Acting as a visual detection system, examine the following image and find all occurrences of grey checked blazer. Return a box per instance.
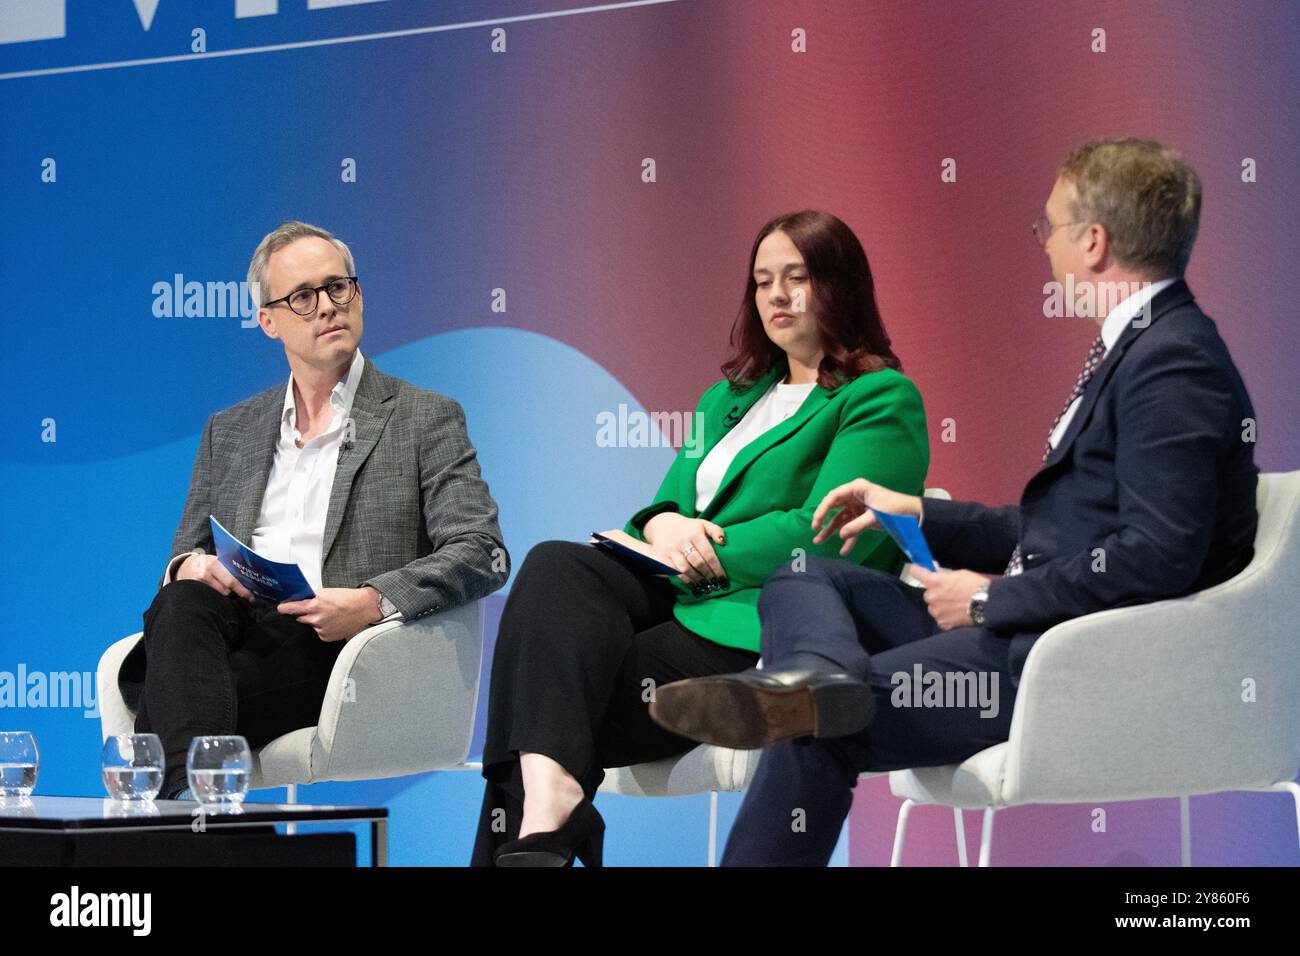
[161,356,509,619]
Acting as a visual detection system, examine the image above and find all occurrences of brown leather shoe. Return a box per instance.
[649,667,875,749]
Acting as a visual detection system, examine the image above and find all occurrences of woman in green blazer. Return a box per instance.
[472,210,929,866]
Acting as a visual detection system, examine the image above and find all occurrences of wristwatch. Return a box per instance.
[376,592,397,618]
[969,586,990,626]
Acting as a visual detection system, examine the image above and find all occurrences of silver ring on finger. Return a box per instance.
[683,545,697,556]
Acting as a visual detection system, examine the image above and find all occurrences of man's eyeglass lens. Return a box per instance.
[287,278,356,315]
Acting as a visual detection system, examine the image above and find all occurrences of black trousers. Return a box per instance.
[721,558,1020,866]
[470,540,757,865]
[120,579,343,798]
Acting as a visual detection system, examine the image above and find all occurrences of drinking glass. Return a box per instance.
[101,733,164,800]
[186,735,251,806]
[0,731,39,797]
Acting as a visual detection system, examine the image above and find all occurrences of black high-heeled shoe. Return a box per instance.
[493,797,605,867]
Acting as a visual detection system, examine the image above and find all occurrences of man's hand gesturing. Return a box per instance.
[811,479,923,556]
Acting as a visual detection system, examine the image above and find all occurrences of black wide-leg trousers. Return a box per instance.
[120,579,342,798]
[470,540,757,865]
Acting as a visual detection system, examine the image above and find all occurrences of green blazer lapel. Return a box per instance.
[671,366,780,514]
[699,377,837,519]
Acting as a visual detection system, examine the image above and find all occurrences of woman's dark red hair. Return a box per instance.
[720,210,901,392]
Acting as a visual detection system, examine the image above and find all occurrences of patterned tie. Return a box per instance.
[1004,334,1108,575]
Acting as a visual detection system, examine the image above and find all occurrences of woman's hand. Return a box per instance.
[811,479,922,556]
[642,512,728,588]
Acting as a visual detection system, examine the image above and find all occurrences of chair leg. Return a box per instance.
[1179,795,1191,867]
[953,808,968,867]
[1270,781,1300,854]
[978,808,996,867]
[890,798,915,866]
[285,783,298,835]
[708,791,719,868]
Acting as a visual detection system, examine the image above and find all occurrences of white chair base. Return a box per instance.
[890,782,1300,866]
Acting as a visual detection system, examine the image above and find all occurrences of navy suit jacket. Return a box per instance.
[922,279,1258,685]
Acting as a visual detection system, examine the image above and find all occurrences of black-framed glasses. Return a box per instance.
[264,276,358,316]
[1031,217,1082,248]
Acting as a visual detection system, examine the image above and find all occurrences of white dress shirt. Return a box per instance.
[694,380,817,512]
[248,348,366,594]
[1047,277,1176,450]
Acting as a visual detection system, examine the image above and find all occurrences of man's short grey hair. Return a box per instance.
[1058,138,1202,278]
[247,221,357,307]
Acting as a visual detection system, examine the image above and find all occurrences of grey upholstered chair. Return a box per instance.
[97,601,485,814]
[889,471,1300,866]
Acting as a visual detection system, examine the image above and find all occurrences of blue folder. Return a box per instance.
[871,510,937,572]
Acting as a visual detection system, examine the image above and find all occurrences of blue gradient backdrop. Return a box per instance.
[2,0,1295,865]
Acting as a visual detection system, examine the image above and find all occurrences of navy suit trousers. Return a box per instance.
[721,558,1019,866]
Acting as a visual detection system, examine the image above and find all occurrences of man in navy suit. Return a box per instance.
[649,138,1259,865]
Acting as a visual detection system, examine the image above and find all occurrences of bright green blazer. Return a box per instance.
[624,363,930,654]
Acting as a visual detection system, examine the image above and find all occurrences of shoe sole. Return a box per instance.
[650,677,874,750]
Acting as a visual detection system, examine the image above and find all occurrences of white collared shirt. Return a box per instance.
[694,380,817,512]
[1047,277,1177,450]
[248,348,366,594]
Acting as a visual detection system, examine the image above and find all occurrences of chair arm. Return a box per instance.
[600,745,760,797]
[97,633,143,741]
[311,600,485,781]
[1003,561,1298,804]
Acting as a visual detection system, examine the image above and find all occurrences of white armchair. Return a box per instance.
[97,600,485,790]
[889,470,1300,866]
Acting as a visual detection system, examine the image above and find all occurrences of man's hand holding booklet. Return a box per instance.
[210,515,315,603]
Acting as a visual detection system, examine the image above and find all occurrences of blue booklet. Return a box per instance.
[872,510,937,572]
[590,531,680,576]
[209,515,316,603]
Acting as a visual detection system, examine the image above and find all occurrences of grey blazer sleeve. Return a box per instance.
[161,413,218,589]
[362,396,509,618]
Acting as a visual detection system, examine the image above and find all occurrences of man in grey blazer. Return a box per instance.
[119,221,509,800]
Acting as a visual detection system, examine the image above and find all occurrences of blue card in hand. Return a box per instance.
[209,515,316,603]
[871,510,937,572]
